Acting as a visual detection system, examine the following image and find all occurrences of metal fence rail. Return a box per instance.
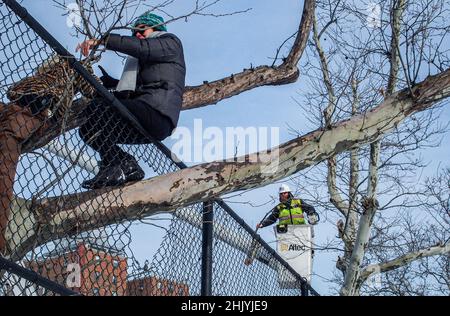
[0,0,319,296]
[0,255,80,296]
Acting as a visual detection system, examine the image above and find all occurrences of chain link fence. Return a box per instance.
[0,0,318,296]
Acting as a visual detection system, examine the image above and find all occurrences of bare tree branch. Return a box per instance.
[341,0,406,295]
[181,0,316,110]
[360,242,450,282]
[4,66,450,259]
[18,0,316,155]
[312,10,349,216]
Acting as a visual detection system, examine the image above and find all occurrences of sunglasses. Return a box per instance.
[132,30,145,36]
[132,25,148,36]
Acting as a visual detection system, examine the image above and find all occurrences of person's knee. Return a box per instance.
[146,112,173,141]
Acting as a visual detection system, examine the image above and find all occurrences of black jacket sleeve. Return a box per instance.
[301,200,317,216]
[105,33,182,62]
[260,206,280,228]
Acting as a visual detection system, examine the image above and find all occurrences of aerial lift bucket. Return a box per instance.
[274,224,313,288]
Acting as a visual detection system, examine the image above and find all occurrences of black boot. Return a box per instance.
[81,160,124,190]
[121,155,145,183]
[81,156,144,190]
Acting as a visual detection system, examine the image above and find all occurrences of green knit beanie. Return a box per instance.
[132,12,167,32]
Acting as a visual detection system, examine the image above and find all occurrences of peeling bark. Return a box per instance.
[327,156,349,215]
[313,14,362,275]
[1,0,316,255]
[3,67,450,259]
[348,77,360,218]
[340,141,380,296]
[340,102,361,275]
[19,0,316,155]
[340,0,410,295]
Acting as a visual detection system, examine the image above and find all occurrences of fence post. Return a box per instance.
[201,201,214,296]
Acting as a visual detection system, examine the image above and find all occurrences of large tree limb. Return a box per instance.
[1,0,315,257]
[359,243,450,282]
[181,0,315,110]
[21,99,89,154]
[4,66,450,260]
[20,0,315,154]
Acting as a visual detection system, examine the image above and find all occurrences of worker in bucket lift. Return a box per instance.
[256,184,319,230]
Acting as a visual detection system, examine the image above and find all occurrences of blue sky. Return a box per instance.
[16,0,450,295]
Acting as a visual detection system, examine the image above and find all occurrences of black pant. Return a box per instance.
[79,97,173,165]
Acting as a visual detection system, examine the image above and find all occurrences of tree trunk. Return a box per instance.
[340,141,380,296]
[0,103,47,255]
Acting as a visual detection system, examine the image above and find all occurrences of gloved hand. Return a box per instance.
[308,213,319,225]
[98,65,119,89]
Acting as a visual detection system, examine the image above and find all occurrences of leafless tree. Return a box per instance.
[52,0,252,40]
[291,0,449,295]
[1,0,449,296]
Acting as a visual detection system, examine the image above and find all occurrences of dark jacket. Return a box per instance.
[105,33,186,129]
[260,198,317,228]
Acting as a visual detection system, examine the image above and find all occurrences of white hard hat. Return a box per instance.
[279,184,291,194]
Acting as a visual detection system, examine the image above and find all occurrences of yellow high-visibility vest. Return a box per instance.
[277,199,305,225]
